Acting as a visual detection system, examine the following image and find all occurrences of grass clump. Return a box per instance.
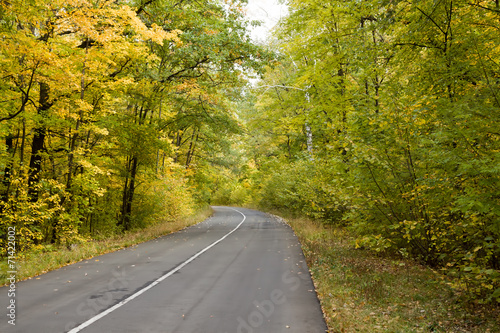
[0,207,212,285]
[281,213,500,333]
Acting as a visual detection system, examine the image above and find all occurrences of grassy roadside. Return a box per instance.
[276,212,500,333]
[0,207,212,286]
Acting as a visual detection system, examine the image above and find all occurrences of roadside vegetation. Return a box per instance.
[0,207,211,286]
[0,0,271,269]
[278,211,500,333]
[2,0,499,319]
[215,0,500,307]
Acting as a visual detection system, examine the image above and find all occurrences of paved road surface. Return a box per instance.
[0,207,327,333]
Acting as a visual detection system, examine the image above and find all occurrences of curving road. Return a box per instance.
[0,207,327,333]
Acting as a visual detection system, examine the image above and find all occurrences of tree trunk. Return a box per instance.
[119,156,138,230]
[27,82,50,202]
[66,46,87,193]
[20,119,26,169]
[186,128,199,167]
[174,131,182,163]
[305,123,313,155]
[0,133,16,208]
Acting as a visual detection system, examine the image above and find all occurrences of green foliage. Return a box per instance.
[228,0,500,304]
[253,158,347,223]
[286,214,500,332]
[0,0,272,256]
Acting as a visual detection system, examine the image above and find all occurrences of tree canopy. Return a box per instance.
[216,0,500,304]
[0,0,272,245]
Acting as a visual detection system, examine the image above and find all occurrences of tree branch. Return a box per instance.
[416,7,447,36]
[254,84,306,92]
[0,63,38,122]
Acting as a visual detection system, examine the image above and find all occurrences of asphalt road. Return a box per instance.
[0,207,327,333]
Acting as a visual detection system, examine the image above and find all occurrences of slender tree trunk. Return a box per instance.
[186,128,199,167]
[27,82,50,202]
[156,102,162,174]
[174,131,181,163]
[304,89,314,158]
[118,104,149,230]
[66,46,87,193]
[1,133,16,209]
[120,164,130,228]
[305,123,313,155]
[20,119,26,169]
[119,156,138,230]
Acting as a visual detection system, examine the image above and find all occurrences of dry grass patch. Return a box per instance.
[279,213,500,333]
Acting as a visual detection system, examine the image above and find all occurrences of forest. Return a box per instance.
[0,0,272,242]
[1,0,499,304]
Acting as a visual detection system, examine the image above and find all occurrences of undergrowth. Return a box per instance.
[0,207,212,286]
[277,212,500,333]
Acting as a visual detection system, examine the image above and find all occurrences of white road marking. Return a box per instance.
[68,207,246,333]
